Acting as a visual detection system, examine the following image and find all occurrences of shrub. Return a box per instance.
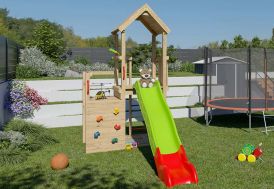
[19,47,57,77]
[68,61,113,73]
[16,65,41,79]
[75,56,90,65]
[181,62,195,72]
[9,80,48,118]
[168,60,183,72]
[0,119,58,165]
[4,119,58,151]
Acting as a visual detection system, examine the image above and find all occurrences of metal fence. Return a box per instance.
[0,36,20,83]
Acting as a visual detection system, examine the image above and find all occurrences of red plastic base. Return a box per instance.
[154,145,198,187]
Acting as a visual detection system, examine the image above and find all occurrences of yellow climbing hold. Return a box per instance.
[247,154,256,163]
[238,153,246,162]
[113,107,119,115]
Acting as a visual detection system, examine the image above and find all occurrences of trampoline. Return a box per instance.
[207,98,274,111]
[203,47,274,134]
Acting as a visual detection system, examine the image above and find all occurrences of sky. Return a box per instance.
[0,0,274,48]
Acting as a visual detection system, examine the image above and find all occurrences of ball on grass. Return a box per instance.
[51,153,69,170]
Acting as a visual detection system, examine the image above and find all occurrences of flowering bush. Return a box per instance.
[9,80,48,118]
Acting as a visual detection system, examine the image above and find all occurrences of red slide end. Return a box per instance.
[154,145,198,187]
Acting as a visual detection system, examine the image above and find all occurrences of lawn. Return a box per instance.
[1,115,273,189]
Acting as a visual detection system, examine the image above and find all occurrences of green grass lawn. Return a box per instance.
[1,115,274,189]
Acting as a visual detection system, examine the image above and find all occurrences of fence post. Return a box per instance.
[5,37,8,81]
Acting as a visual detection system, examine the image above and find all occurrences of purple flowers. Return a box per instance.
[8,81,48,118]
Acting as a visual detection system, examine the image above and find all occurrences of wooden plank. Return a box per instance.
[82,72,87,143]
[128,57,132,86]
[162,32,167,96]
[91,71,113,76]
[113,33,119,86]
[152,35,156,79]
[121,30,126,94]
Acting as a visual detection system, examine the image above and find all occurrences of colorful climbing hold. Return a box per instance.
[96,115,103,122]
[114,124,121,130]
[94,131,100,139]
[111,138,118,144]
[113,107,119,115]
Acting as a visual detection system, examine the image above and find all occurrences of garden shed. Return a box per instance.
[194,56,247,97]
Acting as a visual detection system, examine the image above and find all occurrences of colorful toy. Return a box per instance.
[95,91,107,100]
[132,141,138,148]
[96,115,103,122]
[253,143,263,158]
[111,138,118,144]
[94,131,100,139]
[114,123,121,130]
[139,68,155,88]
[113,107,119,115]
[50,153,69,170]
[247,155,256,163]
[125,144,133,151]
[236,143,263,163]
[242,144,255,155]
[238,153,246,162]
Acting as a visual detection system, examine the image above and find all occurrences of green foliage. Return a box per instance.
[220,40,229,49]
[4,119,58,152]
[128,43,177,72]
[86,35,114,48]
[0,148,28,165]
[27,20,65,62]
[251,36,262,48]
[16,65,41,79]
[181,62,194,72]
[75,56,90,65]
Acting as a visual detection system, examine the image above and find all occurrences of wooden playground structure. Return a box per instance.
[82,4,170,153]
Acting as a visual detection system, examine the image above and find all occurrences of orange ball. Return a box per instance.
[50,153,69,170]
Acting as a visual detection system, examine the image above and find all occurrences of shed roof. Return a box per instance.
[193,56,247,64]
[112,4,170,35]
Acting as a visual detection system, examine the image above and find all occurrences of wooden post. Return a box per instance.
[82,72,90,143]
[161,32,167,96]
[113,33,119,86]
[128,57,132,86]
[121,30,126,94]
[129,94,132,136]
[152,35,157,79]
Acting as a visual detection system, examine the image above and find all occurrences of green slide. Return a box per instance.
[134,80,198,187]
[134,80,181,155]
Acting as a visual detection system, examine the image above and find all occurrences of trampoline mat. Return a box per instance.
[207,98,274,111]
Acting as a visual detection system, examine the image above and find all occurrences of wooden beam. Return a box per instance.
[152,35,157,79]
[162,32,167,96]
[121,30,126,94]
[113,33,119,86]
[128,57,132,86]
[112,4,170,34]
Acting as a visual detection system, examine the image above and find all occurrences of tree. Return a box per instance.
[208,41,219,49]
[272,28,274,42]
[251,36,261,48]
[126,37,138,48]
[220,40,229,49]
[231,35,248,48]
[27,20,65,62]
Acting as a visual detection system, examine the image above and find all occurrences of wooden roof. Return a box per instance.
[112,4,170,35]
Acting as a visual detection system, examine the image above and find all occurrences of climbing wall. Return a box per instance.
[85,97,125,153]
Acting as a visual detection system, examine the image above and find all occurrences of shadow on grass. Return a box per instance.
[138,146,157,174]
[194,113,274,130]
[0,164,162,189]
